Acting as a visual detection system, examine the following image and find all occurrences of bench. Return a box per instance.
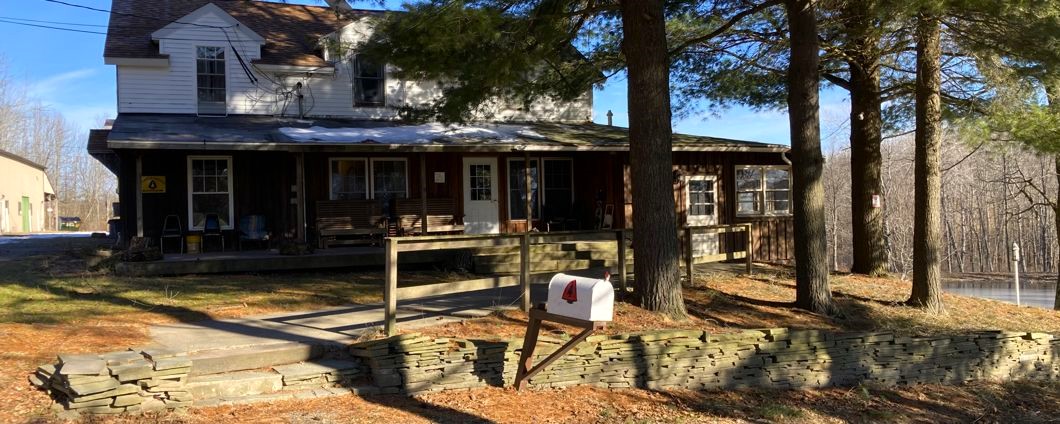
[316,200,384,248]
[371,198,464,236]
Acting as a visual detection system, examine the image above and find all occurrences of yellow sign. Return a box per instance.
[141,176,166,193]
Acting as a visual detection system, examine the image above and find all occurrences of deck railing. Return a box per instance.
[383,229,630,336]
[682,223,753,283]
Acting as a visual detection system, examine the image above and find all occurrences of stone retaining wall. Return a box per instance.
[348,329,1060,395]
[32,328,1060,415]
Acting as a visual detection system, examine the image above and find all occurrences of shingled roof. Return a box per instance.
[105,0,382,67]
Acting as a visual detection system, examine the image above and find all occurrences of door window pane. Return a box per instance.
[509,159,539,220]
[469,164,492,200]
[688,179,715,217]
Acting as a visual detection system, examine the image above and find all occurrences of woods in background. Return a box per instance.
[0,61,116,232]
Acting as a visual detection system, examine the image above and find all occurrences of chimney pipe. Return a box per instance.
[606,110,613,126]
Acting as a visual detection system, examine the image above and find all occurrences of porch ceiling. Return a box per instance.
[104,114,789,153]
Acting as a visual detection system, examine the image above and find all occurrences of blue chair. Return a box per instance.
[203,213,224,252]
[238,215,269,250]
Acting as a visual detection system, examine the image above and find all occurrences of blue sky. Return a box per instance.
[0,0,852,146]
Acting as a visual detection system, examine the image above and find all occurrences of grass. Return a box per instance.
[3,243,1060,423]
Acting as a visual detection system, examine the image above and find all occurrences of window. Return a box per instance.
[196,46,226,115]
[736,165,790,215]
[542,159,573,218]
[353,55,385,107]
[469,164,493,201]
[687,176,716,218]
[370,158,407,199]
[330,159,368,200]
[508,159,540,220]
[188,156,234,230]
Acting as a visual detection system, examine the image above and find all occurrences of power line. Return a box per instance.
[42,0,236,29]
[0,16,108,27]
[0,18,106,35]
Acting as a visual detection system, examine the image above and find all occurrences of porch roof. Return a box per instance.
[104,114,789,153]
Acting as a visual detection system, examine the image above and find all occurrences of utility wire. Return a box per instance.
[42,0,236,29]
[0,18,106,35]
[0,16,108,27]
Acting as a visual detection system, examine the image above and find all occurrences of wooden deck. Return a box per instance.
[114,247,446,276]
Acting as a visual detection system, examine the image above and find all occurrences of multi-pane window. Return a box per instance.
[469,164,493,200]
[542,159,573,217]
[353,55,385,107]
[196,46,226,115]
[188,157,233,229]
[688,177,716,217]
[508,159,540,220]
[736,165,791,215]
[330,159,368,200]
[371,159,407,199]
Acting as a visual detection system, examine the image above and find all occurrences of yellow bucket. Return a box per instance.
[186,235,202,254]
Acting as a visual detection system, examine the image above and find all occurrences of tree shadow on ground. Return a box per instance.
[360,395,496,424]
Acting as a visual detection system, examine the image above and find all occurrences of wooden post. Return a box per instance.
[135,154,143,237]
[384,237,398,336]
[515,307,605,390]
[419,153,428,235]
[685,226,694,283]
[520,233,531,311]
[616,229,628,294]
[295,153,306,243]
[745,223,753,275]
[523,152,532,231]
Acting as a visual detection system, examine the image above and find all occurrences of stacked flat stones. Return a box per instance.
[29,348,192,415]
[349,333,518,395]
[273,359,364,390]
[346,329,1060,395]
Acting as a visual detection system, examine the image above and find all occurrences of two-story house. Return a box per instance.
[88,0,794,262]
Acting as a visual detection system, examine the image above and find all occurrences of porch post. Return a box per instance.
[135,153,143,238]
[295,153,306,242]
[524,151,532,232]
[420,153,428,235]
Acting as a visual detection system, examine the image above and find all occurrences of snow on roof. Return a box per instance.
[278,123,548,144]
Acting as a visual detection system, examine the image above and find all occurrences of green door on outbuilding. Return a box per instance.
[21,196,29,232]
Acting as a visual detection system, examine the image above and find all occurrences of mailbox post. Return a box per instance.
[515,272,614,390]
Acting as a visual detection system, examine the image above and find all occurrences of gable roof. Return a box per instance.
[0,149,46,171]
[105,0,382,67]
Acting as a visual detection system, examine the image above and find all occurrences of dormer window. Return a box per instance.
[196,46,226,115]
[353,55,385,107]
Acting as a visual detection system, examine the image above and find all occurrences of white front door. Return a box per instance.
[686,175,719,257]
[463,157,500,234]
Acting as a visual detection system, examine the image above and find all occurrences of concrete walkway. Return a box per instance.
[150,285,549,352]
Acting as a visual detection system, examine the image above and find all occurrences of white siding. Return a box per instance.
[115,13,592,122]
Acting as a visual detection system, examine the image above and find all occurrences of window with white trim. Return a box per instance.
[188,156,234,229]
[330,158,368,200]
[353,55,385,107]
[736,165,790,215]
[196,46,226,115]
[370,158,408,199]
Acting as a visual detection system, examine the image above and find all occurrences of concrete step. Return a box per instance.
[185,371,284,400]
[188,342,324,376]
[471,251,582,264]
[475,259,610,274]
[472,243,567,255]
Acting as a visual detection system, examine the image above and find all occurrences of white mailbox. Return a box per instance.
[546,273,615,322]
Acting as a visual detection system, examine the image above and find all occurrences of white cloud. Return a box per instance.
[28,68,97,99]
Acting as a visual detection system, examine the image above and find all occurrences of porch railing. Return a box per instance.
[383,229,629,336]
[682,223,753,283]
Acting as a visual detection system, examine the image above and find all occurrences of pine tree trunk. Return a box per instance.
[786,0,832,314]
[619,0,686,318]
[1054,155,1060,310]
[908,11,944,313]
[845,1,888,276]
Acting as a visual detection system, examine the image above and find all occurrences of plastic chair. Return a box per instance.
[238,215,269,250]
[203,213,224,252]
[161,215,183,254]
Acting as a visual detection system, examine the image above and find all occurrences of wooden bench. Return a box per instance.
[371,198,464,236]
[316,200,384,248]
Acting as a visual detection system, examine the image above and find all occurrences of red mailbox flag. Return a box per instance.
[562,280,578,303]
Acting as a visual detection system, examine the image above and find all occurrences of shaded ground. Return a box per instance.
[4,235,1060,422]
